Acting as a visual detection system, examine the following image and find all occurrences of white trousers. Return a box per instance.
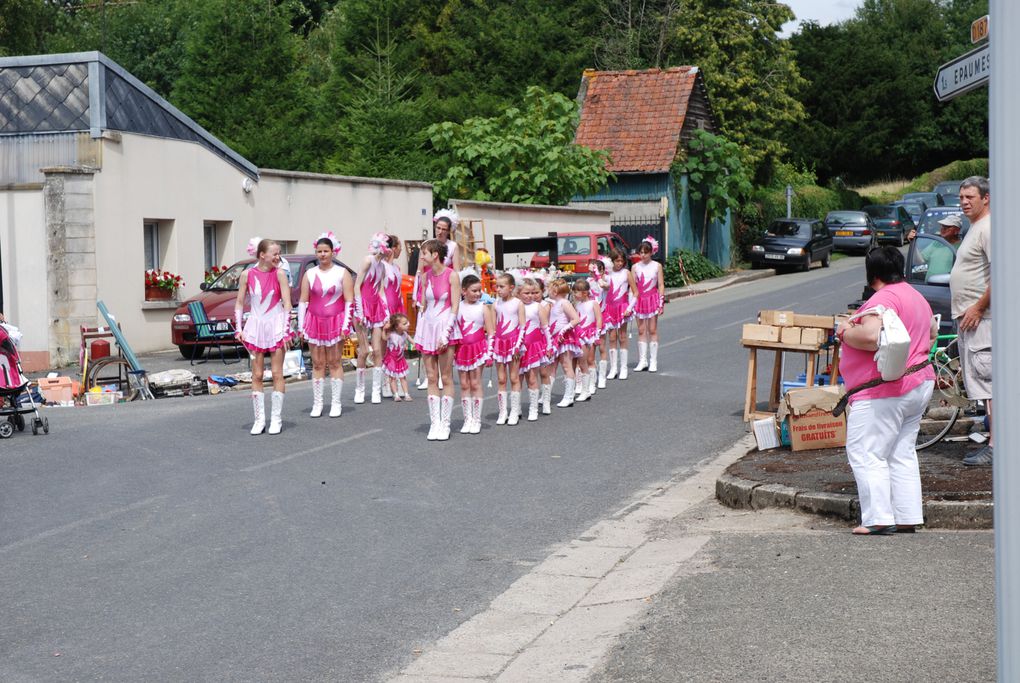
[845,380,934,527]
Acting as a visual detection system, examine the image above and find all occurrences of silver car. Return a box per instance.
[825,210,878,253]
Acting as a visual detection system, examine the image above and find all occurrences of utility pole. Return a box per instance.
[785,184,792,218]
[990,2,1019,680]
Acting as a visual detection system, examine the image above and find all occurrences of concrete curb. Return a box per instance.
[664,269,776,302]
[716,465,993,529]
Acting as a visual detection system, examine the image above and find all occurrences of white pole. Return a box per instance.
[786,184,793,218]
[991,2,1019,680]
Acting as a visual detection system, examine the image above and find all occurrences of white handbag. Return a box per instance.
[847,305,911,381]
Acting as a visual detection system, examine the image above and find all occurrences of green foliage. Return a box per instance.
[790,0,989,184]
[665,249,724,286]
[677,130,752,254]
[0,0,63,57]
[426,87,612,205]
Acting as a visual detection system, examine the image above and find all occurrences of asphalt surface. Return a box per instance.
[1,256,871,681]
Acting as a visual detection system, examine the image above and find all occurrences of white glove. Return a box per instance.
[297,302,307,334]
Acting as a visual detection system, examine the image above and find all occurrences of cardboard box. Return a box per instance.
[38,376,73,403]
[779,386,846,451]
[793,313,835,329]
[742,324,780,343]
[800,327,827,347]
[760,310,795,327]
[780,326,803,345]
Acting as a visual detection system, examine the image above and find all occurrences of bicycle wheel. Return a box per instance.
[916,355,964,451]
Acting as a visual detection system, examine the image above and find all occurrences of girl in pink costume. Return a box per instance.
[299,232,354,418]
[381,235,406,398]
[235,238,293,435]
[355,233,391,405]
[632,237,666,372]
[517,278,552,422]
[602,248,638,380]
[382,313,413,401]
[415,239,461,441]
[572,278,603,402]
[588,258,611,390]
[492,273,526,426]
[454,274,495,434]
[542,278,581,410]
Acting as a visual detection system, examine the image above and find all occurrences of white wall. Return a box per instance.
[91,133,432,353]
[449,199,612,268]
[0,188,49,367]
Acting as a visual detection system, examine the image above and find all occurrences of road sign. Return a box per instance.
[934,43,990,102]
[971,14,989,43]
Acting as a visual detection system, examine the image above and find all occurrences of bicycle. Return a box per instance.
[915,334,975,450]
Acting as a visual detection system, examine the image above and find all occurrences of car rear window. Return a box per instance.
[864,206,896,219]
[826,212,866,225]
[537,236,593,257]
[765,221,809,237]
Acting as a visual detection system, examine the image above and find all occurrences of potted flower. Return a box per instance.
[204,265,227,285]
[144,269,184,301]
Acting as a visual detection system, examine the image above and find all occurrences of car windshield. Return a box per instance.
[826,212,866,226]
[206,262,254,290]
[941,194,961,207]
[864,206,896,219]
[765,221,808,237]
[918,210,971,235]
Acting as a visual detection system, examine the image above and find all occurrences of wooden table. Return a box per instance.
[742,339,841,422]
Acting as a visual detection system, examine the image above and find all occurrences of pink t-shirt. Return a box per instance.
[838,282,936,404]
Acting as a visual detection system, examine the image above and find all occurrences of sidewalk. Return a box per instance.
[716,439,993,529]
[663,268,775,302]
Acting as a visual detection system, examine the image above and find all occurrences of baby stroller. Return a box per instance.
[0,323,48,438]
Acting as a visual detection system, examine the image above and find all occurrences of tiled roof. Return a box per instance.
[574,67,699,174]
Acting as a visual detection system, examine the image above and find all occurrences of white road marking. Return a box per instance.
[713,319,753,331]
[0,495,168,555]
[241,429,382,472]
[658,335,696,350]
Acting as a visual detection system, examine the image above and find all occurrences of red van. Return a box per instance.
[529,232,640,275]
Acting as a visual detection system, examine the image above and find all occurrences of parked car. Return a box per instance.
[749,218,832,271]
[171,255,354,359]
[933,180,963,206]
[824,210,878,253]
[891,199,925,226]
[529,232,639,274]
[916,206,970,237]
[900,191,943,211]
[862,204,914,246]
[904,232,959,336]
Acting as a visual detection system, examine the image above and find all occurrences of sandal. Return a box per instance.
[852,525,897,536]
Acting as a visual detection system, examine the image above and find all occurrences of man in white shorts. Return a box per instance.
[949,176,992,466]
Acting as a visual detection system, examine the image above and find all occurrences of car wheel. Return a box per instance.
[799,258,810,273]
[178,344,204,360]
[822,250,831,268]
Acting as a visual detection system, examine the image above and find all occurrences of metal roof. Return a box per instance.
[0,52,258,179]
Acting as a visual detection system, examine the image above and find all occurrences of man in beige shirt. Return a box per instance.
[949,176,992,466]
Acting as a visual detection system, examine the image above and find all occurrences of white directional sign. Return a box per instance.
[934,43,990,102]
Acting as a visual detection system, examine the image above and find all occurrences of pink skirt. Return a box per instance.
[360,294,388,328]
[491,329,521,364]
[454,335,488,371]
[575,323,600,346]
[634,290,662,319]
[518,328,549,374]
[242,308,293,354]
[553,326,582,358]
[383,347,408,378]
[602,298,631,330]
[304,311,346,346]
[414,310,455,356]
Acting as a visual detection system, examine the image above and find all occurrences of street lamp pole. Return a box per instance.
[991,2,1019,680]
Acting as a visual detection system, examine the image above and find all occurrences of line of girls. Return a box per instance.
[410,236,665,441]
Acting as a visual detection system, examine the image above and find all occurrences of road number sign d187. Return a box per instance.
[971,14,989,43]
[934,43,990,102]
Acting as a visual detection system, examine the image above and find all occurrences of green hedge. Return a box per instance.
[666,249,724,287]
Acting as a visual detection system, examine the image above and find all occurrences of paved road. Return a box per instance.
[1,257,869,681]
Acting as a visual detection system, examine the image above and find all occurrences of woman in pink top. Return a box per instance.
[354,233,391,405]
[631,238,665,373]
[298,232,354,419]
[235,238,293,436]
[415,239,461,441]
[838,246,936,535]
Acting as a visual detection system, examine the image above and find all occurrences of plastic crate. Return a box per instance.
[85,391,121,406]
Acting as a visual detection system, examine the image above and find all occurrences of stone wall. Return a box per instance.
[43,167,97,367]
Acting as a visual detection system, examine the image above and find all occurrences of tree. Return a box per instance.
[0,0,63,57]
[676,130,752,255]
[667,0,806,181]
[593,0,680,70]
[427,86,611,205]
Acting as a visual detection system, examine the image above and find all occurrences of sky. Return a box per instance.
[779,0,864,37]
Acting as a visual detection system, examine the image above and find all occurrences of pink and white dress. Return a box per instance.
[602,268,633,329]
[359,258,388,328]
[414,266,456,355]
[574,299,601,346]
[383,331,410,379]
[518,301,551,374]
[548,298,581,358]
[632,260,663,318]
[384,261,406,316]
[441,239,459,269]
[303,265,347,346]
[492,297,524,363]
[242,267,293,354]
[454,301,489,371]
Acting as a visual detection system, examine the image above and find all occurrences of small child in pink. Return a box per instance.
[517,278,552,422]
[454,274,494,434]
[382,313,413,401]
[572,278,603,401]
[492,273,525,425]
[632,237,665,372]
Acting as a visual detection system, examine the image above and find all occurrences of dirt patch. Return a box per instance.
[728,440,992,502]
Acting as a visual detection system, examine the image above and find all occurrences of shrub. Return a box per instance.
[666,249,724,287]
